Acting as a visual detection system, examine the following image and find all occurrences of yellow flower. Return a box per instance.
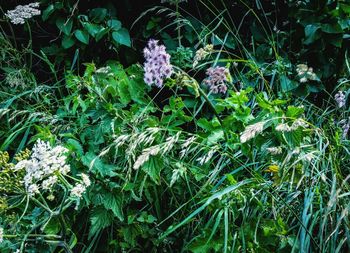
[265,164,279,173]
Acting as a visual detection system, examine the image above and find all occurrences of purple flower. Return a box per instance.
[335,91,346,108]
[143,39,173,88]
[204,66,229,94]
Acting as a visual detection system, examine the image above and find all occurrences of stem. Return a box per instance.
[176,2,181,47]
[198,86,229,142]
[25,21,33,70]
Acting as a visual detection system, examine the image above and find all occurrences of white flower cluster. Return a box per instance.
[70,173,91,198]
[5,3,41,25]
[296,64,318,83]
[14,140,70,196]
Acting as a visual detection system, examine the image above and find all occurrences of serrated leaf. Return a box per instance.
[112,28,131,47]
[66,139,84,157]
[141,156,163,184]
[102,192,124,221]
[82,152,116,177]
[89,207,114,239]
[74,29,90,44]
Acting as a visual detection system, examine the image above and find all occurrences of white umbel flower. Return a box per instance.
[240,122,265,143]
[5,3,41,25]
[70,184,86,198]
[81,173,91,187]
[13,139,69,195]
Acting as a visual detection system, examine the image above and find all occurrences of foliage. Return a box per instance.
[0,0,350,253]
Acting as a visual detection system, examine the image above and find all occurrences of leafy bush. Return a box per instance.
[0,1,350,252]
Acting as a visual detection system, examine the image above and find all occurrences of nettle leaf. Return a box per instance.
[102,192,124,221]
[89,207,114,239]
[112,28,131,47]
[286,106,304,118]
[141,156,163,184]
[82,152,116,177]
[66,138,84,157]
[74,29,90,44]
[56,18,73,35]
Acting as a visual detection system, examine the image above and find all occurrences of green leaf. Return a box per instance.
[207,130,224,145]
[141,156,163,184]
[66,139,84,157]
[83,23,101,37]
[321,23,343,34]
[112,28,131,47]
[107,19,122,30]
[280,74,298,92]
[62,35,75,49]
[89,207,114,238]
[74,29,90,44]
[42,4,55,21]
[304,24,321,44]
[95,27,109,42]
[89,8,107,23]
[56,18,73,35]
[286,106,304,118]
[82,152,116,177]
[102,192,124,221]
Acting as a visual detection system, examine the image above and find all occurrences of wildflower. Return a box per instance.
[266,147,283,155]
[13,140,69,194]
[193,44,213,67]
[240,122,264,143]
[27,184,40,196]
[204,66,229,94]
[0,227,3,243]
[296,63,318,83]
[81,173,91,187]
[143,39,173,87]
[265,164,279,173]
[42,176,58,190]
[70,184,86,198]
[5,3,40,25]
[335,91,346,108]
